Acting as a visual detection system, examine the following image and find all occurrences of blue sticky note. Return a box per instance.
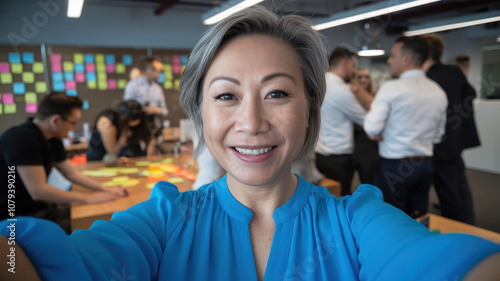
[22,52,35,64]
[8,53,21,64]
[84,53,94,64]
[158,72,165,83]
[66,89,77,96]
[105,54,115,64]
[64,71,74,81]
[86,72,96,81]
[13,82,26,94]
[53,80,65,91]
[82,100,89,110]
[52,72,63,82]
[74,63,84,73]
[180,55,188,65]
[122,55,132,66]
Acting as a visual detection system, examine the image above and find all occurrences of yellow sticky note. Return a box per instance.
[135,161,151,166]
[162,158,174,163]
[11,63,23,73]
[97,72,107,81]
[74,53,84,63]
[164,80,173,90]
[1,73,13,84]
[87,81,97,89]
[146,183,155,189]
[168,177,184,184]
[35,81,47,93]
[25,92,37,103]
[97,81,107,90]
[117,79,126,89]
[119,179,140,187]
[116,168,140,174]
[33,62,44,73]
[95,54,105,63]
[96,63,106,73]
[115,63,125,74]
[22,72,35,83]
[4,104,16,114]
[174,79,180,90]
[63,61,74,72]
[111,176,130,182]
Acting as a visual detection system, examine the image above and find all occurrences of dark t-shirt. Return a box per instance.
[0,118,66,220]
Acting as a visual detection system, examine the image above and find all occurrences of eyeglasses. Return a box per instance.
[60,115,78,126]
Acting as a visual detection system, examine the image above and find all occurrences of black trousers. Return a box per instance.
[353,128,379,185]
[433,157,475,224]
[375,157,433,218]
[315,153,354,196]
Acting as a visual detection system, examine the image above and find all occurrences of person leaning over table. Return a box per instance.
[0,92,127,234]
[86,99,153,162]
[0,6,499,281]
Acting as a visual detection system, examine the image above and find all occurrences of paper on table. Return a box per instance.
[146,183,155,189]
[168,177,184,184]
[162,158,174,163]
[82,170,118,177]
[135,161,151,166]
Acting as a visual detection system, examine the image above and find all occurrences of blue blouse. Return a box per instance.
[1,175,499,280]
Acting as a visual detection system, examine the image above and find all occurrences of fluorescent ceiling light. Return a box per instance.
[67,0,85,18]
[358,49,386,57]
[497,36,500,42]
[404,11,500,36]
[313,0,441,31]
[202,0,264,25]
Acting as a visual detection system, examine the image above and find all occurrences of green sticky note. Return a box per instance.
[11,63,23,74]
[25,92,37,103]
[0,104,2,115]
[4,104,16,114]
[22,72,35,83]
[74,53,84,63]
[97,72,107,81]
[117,79,126,89]
[96,63,106,73]
[1,73,13,84]
[115,63,125,74]
[98,81,107,90]
[63,61,74,72]
[35,81,47,93]
[95,54,104,63]
[174,79,180,90]
[33,62,44,73]
[87,81,97,89]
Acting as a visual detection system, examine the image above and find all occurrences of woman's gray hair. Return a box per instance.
[179,5,328,160]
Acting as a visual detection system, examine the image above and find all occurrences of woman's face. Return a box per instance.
[354,69,371,91]
[202,34,309,187]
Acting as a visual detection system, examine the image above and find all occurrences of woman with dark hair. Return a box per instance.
[87,100,151,162]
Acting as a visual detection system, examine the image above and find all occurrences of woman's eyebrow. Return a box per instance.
[261,73,296,84]
[209,76,240,86]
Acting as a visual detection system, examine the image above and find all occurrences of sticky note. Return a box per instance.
[74,53,84,63]
[1,73,13,84]
[172,55,180,64]
[8,53,21,64]
[164,80,173,89]
[82,100,89,110]
[35,81,47,93]
[87,81,96,89]
[51,62,61,72]
[122,54,132,65]
[2,93,14,104]
[106,64,115,73]
[13,83,26,94]
[158,73,165,83]
[172,64,180,74]
[105,54,115,64]
[66,89,77,96]
[117,79,126,89]
[53,80,65,91]
[86,63,95,72]
[180,55,188,65]
[11,63,23,74]
[64,71,74,81]
[4,104,16,114]
[52,72,63,82]
[63,61,74,72]
[26,103,37,113]
[66,80,76,90]
[108,79,116,90]
[95,54,104,63]
[74,63,84,73]
[84,53,94,64]
[50,53,61,62]
[168,177,184,184]
[115,63,125,74]
[25,92,37,103]
[22,72,35,83]
[86,72,96,82]
[0,104,2,114]
[0,62,10,73]
[75,73,85,82]
[96,63,106,73]
[33,62,44,73]
[98,81,107,90]
[174,79,180,90]
[22,52,34,64]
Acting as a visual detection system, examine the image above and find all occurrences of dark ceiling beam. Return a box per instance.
[154,0,180,15]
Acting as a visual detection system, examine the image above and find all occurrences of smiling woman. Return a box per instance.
[1,5,499,281]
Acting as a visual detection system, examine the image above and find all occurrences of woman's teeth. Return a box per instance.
[234,147,272,155]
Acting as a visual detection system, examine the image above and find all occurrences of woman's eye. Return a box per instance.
[267,90,289,99]
[215,93,236,100]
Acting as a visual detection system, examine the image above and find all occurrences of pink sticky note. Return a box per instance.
[172,55,180,64]
[2,93,14,104]
[173,64,180,74]
[52,63,62,72]
[65,80,76,90]
[75,72,85,82]
[108,79,117,90]
[86,63,95,72]
[0,62,9,73]
[50,54,61,62]
[106,64,115,73]
[26,103,37,113]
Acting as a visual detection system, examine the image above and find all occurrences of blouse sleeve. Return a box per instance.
[0,181,186,281]
[344,184,500,281]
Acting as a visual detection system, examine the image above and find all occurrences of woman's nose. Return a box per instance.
[234,98,270,135]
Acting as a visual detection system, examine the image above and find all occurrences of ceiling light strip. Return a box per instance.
[202,0,264,25]
[67,0,85,18]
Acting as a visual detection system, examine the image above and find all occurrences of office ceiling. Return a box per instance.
[86,0,500,32]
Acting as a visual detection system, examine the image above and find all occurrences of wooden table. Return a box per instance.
[419,213,500,244]
[71,153,196,231]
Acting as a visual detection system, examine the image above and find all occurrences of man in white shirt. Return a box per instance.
[315,47,372,195]
[364,36,447,218]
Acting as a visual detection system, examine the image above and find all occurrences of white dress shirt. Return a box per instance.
[124,76,168,116]
[364,69,447,159]
[316,72,366,155]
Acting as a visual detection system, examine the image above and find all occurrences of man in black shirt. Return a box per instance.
[0,92,127,233]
